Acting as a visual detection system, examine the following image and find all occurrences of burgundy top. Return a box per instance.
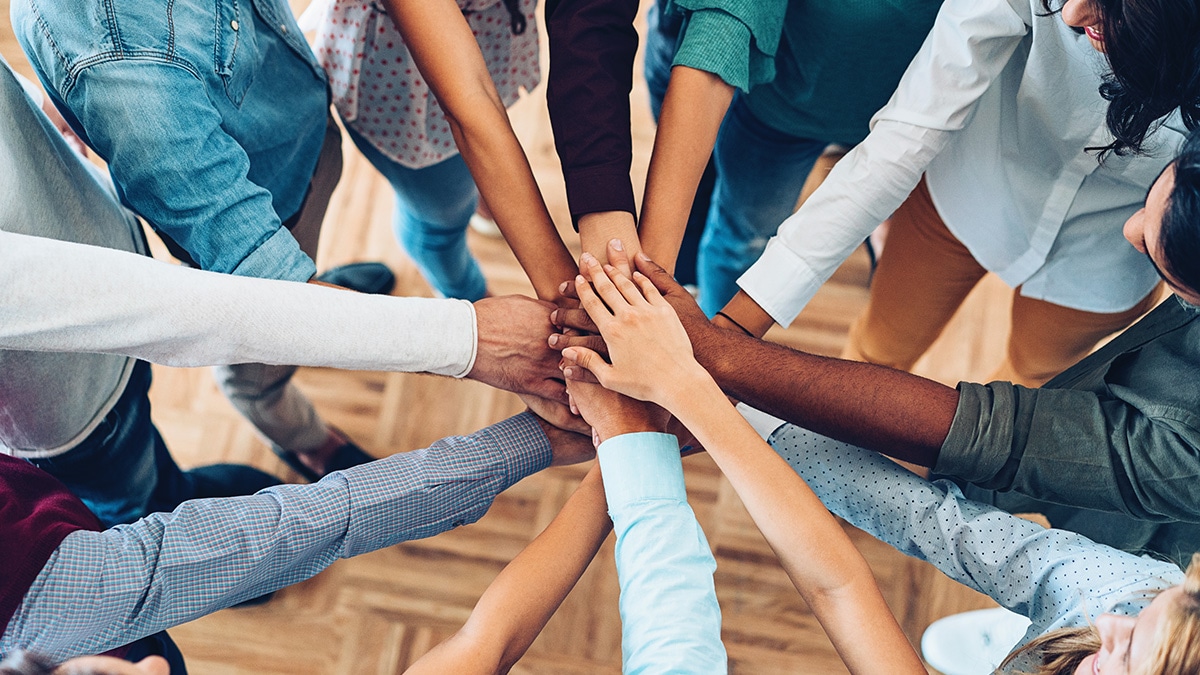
[545,0,639,224]
[0,453,101,636]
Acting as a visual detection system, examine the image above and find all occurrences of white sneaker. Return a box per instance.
[468,213,504,238]
[921,607,1032,675]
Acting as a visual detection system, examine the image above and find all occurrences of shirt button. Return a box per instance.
[280,24,288,33]
[230,19,239,30]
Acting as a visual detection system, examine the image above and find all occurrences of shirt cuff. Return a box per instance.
[563,165,638,227]
[736,403,786,440]
[672,10,768,92]
[736,237,824,326]
[13,71,45,108]
[598,432,686,508]
[487,412,555,484]
[933,382,1013,483]
[230,227,317,282]
[457,300,479,379]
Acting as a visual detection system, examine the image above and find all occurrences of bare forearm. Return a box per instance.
[669,381,924,674]
[383,0,576,299]
[695,329,956,467]
[639,67,734,272]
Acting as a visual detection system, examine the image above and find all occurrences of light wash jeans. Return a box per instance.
[347,127,488,301]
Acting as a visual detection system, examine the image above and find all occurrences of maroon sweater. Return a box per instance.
[0,453,102,637]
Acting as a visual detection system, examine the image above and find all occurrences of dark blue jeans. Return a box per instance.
[30,361,188,527]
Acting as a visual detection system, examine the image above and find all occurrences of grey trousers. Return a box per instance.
[213,116,344,453]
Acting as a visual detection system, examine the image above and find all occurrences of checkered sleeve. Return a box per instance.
[1,413,551,662]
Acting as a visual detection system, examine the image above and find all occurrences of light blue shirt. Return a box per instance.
[760,420,1185,673]
[0,414,551,662]
[597,432,726,674]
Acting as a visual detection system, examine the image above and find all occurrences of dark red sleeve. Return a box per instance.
[545,0,640,225]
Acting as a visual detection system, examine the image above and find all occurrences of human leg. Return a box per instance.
[994,284,1164,386]
[348,127,487,301]
[697,97,827,315]
[841,179,988,369]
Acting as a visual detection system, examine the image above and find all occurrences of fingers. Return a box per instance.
[579,254,628,311]
[561,346,610,385]
[549,332,609,358]
[551,307,597,333]
[632,271,668,306]
[531,377,569,404]
[606,263,650,307]
[607,238,632,277]
[633,251,680,295]
[575,272,614,329]
[557,279,579,301]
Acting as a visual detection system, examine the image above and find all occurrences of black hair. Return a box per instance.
[1043,0,1200,156]
[0,652,55,675]
[1162,128,1200,297]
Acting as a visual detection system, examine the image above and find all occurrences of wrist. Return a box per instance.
[659,367,722,420]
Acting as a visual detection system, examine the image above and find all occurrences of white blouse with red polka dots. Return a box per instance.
[307,0,539,169]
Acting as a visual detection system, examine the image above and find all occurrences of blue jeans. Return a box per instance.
[698,97,828,316]
[347,127,487,301]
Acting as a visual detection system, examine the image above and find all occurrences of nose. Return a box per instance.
[1061,0,1103,28]
[1124,208,1147,253]
[1095,613,1136,657]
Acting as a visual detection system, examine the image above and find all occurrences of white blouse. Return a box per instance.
[738,0,1187,325]
[303,0,539,169]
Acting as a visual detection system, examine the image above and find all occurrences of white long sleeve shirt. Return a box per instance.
[738,0,1187,325]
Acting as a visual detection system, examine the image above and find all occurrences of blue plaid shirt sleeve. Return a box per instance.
[1,413,551,662]
[598,432,726,674]
[766,424,1186,653]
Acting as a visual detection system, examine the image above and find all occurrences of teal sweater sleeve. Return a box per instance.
[667,0,787,91]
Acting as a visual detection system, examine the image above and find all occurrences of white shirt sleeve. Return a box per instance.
[737,0,1031,326]
[0,230,477,377]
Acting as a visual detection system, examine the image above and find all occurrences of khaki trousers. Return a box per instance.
[212,116,344,453]
[842,178,1161,387]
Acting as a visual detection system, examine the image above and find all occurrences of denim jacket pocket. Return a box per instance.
[214,0,259,107]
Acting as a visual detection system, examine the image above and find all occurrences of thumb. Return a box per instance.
[634,251,679,295]
[561,346,613,385]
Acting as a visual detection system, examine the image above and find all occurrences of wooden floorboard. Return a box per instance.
[3,2,1011,671]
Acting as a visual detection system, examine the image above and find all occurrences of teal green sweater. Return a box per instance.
[670,0,945,144]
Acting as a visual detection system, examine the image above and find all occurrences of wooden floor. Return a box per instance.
[3,3,1021,672]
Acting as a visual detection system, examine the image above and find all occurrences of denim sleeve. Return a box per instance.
[598,433,726,674]
[767,425,1185,644]
[64,59,314,281]
[938,381,1200,523]
[2,413,551,661]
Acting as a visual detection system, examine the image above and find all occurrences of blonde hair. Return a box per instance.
[1001,553,1200,674]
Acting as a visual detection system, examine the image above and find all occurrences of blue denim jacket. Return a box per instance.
[11,0,328,281]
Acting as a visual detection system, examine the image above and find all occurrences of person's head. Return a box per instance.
[0,652,168,675]
[1123,129,1200,305]
[1002,553,1200,674]
[1045,0,1200,155]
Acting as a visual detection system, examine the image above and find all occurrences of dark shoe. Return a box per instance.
[270,439,375,483]
[186,463,282,499]
[315,261,395,295]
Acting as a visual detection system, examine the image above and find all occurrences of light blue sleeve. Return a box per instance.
[766,424,1185,647]
[2,414,552,662]
[597,432,726,675]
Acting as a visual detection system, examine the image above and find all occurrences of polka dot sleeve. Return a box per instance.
[766,424,1185,649]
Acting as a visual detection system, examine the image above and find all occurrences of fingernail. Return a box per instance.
[559,281,568,293]
[551,309,559,323]
[581,252,597,265]
[610,238,623,251]
[563,367,573,378]
[549,334,559,346]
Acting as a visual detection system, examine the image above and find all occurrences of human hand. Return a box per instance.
[42,97,88,157]
[529,408,596,466]
[558,250,711,409]
[521,392,591,436]
[469,295,568,403]
[565,377,664,447]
